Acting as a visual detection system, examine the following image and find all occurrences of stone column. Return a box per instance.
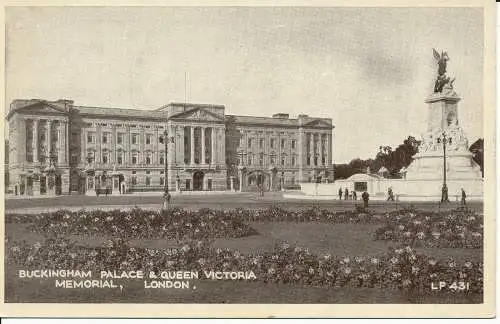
[230,176,235,192]
[319,133,324,166]
[20,118,27,164]
[328,134,332,165]
[111,125,116,164]
[154,127,159,164]
[112,173,120,195]
[57,122,64,163]
[309,133,314,163]
[238,168,244,192]
[63,120,68,164]
[96,124,101,164]
[211,127,216,164]
[201,127,206,164]
[220,128,225,165]
[33,119,39,163]
[298,128,304,181]
[126,125,131,164]
[47,120,52,160]
[190,126,195,164]
[33,175,40,196]
[178,126,184,164]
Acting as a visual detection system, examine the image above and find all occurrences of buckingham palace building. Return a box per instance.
[6,99,334,196]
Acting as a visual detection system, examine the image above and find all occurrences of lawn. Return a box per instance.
[4,209,483,304]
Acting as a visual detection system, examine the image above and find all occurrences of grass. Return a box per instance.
[5,217,483,303]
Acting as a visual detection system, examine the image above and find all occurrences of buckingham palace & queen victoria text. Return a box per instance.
[6,99,334,197]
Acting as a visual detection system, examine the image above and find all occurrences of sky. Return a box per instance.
[5,6,484,163]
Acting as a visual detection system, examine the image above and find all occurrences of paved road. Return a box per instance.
[5,192,482,213]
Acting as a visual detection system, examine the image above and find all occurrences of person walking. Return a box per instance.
[338,188,343,200]
[362,191,370,209]
[162,191,171,210]
[387,187,394,201]
[441,184,449,203]
[461,188,467,205]
[344,188,349,200]
[352,190,357,200]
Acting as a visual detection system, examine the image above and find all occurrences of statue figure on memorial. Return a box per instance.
[432,48,454,93]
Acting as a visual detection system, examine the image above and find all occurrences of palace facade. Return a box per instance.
[6,99,334,196]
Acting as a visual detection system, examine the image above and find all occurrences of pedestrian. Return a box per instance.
[338,188,343,200]
[162,192,171,210]
[352,190,357,200]
[362,191,370,209]
[344,188,349,200]
[441,184,449,203]
[387,187,394,201]
[461,188,467,205]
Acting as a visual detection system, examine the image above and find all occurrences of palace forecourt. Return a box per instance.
[6,99,334,197]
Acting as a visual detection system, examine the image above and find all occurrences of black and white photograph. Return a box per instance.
[1,1,496,318]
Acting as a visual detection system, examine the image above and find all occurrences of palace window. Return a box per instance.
[132,134,138,145]
[248,155,252,165]
[185,179,191,190]
[291,156,296,166]
[259,138,264,149]
[117,133,124,144]
[248,139,252,148]
[87,132,95,144]
[314,157,318,166]
[146,134,152,145]
[131,152,138,164]
[70,153,78,165]
[281,139,285,149]
[270,138,275,149]
[160,155,165,165]
[160,177,164,186]
[270,156,275,165]
[281,157,285,165]
[102,133,109,144]
[102,152,108,164]
[291,140,296,149]
[87,151,95,163]
[259,153,264,166]
[307,156,311,166]
[117,153,123,165]
[145,153,152,165]
[322,157,326,165]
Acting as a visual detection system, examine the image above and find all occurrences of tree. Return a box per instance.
[333,136,421,180]
[469,138,484,177]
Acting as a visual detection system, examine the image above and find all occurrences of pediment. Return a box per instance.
[170,107,223,122]
[14,101,68,116]
[303,119,332,128]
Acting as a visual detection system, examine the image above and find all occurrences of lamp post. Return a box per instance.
[237,150,247,192]
[440,132,449,203]
[163,130,175,196]
[269,152,277,191]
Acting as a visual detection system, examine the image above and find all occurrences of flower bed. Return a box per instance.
[374,208,483,248]
[5,236,482,295]
[7,208,258,240]
[6,206,482,248]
